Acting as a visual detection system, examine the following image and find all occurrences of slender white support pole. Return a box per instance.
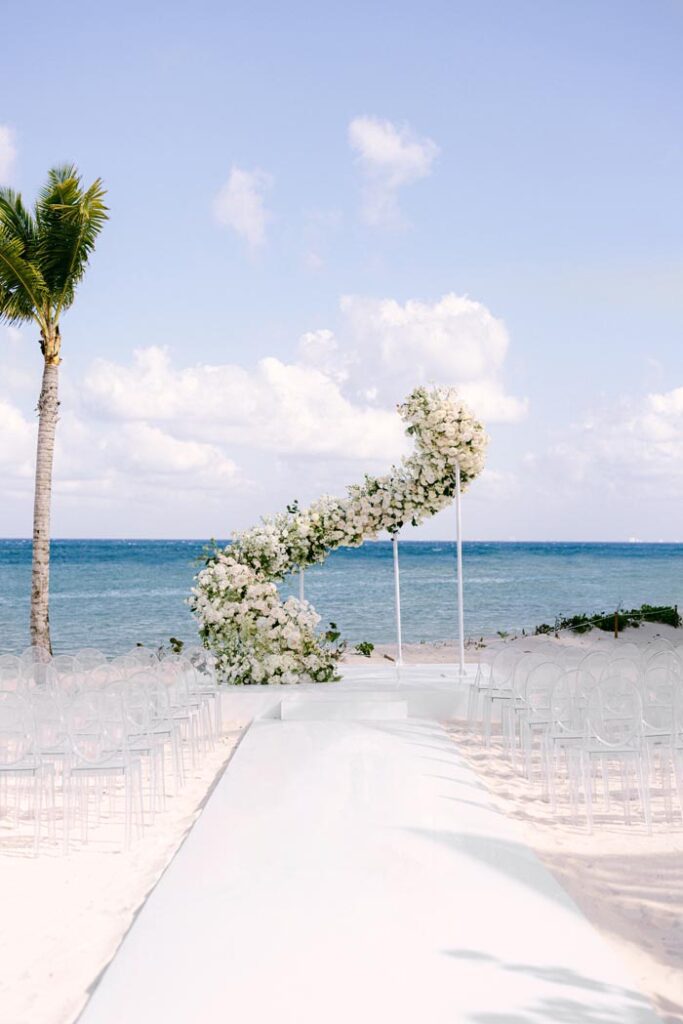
[455,461,466,676]
[392,534,403,667]
[299,567,305,602]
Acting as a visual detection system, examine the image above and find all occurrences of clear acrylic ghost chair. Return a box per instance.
[21,663,60,695]
[185,646,222,734]
[81,663,122,691]
[52,654,76,674]
[140,673,185,790]
[474,647,522,744]
[604,657,641,685]
[180,659,217,749]
[545,670,595,816]
[30,689,70,834]
[611,642,642,664]
[644,638,674,659]
[505,652,552,763]
[167,653,215,746]
[51,655,82,697]
[644,650,681,677]
[641,666,676,737]
[517,661,565,784]
[65,685,144,850]
[125,648,159,667]
[578,650,611,681]
[671,687,683,823]
[74,648,108,672]
[580,678,651,833]
[120,675,169,815]
[640,664,678,819]
[158,656,204,766]
[110,654,142,678]
[0,655,22,693]
[0,691,54,853]
[19,645,52,671]
[557,647,584,668]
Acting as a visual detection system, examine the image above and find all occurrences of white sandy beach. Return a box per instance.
[0,726,245,1024]
[2,624,682,1024]
[442,625,683,1023]
[448,724,683,1022]
[342,620,683,665]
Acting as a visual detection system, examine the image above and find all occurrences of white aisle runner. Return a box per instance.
[78,691,660,1023]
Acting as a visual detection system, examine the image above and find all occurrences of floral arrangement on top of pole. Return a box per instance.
[190,386,488,684]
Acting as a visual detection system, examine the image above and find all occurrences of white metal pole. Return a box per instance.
[455,461,466,676]
[392,534,403,667]
[299,567,305,602]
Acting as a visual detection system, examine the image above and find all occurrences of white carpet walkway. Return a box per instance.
[78,671,661,1023]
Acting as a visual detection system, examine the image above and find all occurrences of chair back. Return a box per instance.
[641,666,676,731]
[523,661,564,710]
[67,685,127,764]
[0,655,22,693]
[587,677,642,749]
[74,648,107,671]
[0,692,34,766]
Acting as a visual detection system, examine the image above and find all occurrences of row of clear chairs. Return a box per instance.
[0,645,223,853]
[469,637,683,832]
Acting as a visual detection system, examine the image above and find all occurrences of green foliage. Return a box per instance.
[354,641,375,658]
[198,538,222,566]
[0,166,108,334]
[323,622,342,644]
[169,636,185,654]
[534,603,681,636]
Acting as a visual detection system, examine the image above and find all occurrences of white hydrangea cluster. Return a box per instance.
[190,386,487,684]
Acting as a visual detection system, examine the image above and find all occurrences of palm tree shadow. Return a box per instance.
[444,949,668,1023]
[405,827,576,913]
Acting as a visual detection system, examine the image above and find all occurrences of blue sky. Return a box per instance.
[1,0,682,540]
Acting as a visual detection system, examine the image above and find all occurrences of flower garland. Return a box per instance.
[190,386,488,684]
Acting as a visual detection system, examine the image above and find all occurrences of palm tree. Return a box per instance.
[0,166,108,652]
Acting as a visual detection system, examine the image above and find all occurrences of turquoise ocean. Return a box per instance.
[1,539,682,655]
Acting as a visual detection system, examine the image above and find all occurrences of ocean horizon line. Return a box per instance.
[2,537,683,546]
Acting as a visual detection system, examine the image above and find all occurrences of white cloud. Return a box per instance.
[0,399,34,477]
[83,347,405,461]
[348,115,439,225]
[549,386,683,493]
[105,423,238,482]
[297,329,349,384]
[213,166,272,249]
[0,125,17,185]
[338,292,527,422]
[0,289,523,534]
[0,327,35,393]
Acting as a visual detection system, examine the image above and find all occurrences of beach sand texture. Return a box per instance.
[444,624,683,1022]
[1,624,681,1023]
[0,727,245,1024]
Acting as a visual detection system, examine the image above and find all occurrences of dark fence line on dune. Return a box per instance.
[533,603,680,639]
[468,604,681,645]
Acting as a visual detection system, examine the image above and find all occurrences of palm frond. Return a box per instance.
[36,164,80,211]
[0,234,48,326]
[0,189,37,249]
[35,167,108,314]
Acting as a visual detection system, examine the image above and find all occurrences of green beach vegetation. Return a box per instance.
[534,603,681,636]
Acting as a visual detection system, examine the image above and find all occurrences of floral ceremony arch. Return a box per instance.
[190,386,488,684]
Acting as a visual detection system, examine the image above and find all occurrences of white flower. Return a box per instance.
[189,385,487,685]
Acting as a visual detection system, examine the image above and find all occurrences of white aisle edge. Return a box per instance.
[392,533,403,668]
[455,460,465,676]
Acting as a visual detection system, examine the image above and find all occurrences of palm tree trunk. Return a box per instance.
[30,357,59,652]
